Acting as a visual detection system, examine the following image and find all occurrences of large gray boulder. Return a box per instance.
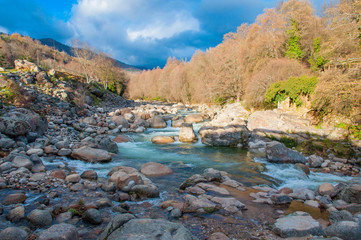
[95,135,119,153]
[71,146,112,163]
[0,108,48,137]
[337,179,361,204]
[266,141,306,164]
[199,125,250,147]
[273,211,324,238]
[149,116,167,128]
[37,223,79,240]
[0,227,28,240]
[111,116,130,128]
[106,218,197,240]
[179,123,198,143]
[99,214,136,240]
[26,209,52,227]
[325,221,361,240]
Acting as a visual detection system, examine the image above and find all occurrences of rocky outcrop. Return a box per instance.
[0,108,48,137]
[199,125,250,147]
[266,141,306,164]
[71,146,112,163]
[179,123,198,143]
[273,211,324,238]
[14,59,41,72]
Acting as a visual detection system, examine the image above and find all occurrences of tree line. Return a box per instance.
[126,0,361,118]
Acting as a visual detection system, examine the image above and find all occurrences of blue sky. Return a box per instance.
[0,0,329,68]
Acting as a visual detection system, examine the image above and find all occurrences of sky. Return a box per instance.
[0,0,329,69]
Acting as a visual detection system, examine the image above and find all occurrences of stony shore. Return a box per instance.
[0,67,361,239]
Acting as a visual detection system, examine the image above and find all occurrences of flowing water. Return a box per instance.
[53,117,351,195]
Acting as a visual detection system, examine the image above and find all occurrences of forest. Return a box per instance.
[126,0,361,120]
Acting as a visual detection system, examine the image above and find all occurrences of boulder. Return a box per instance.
[12,155,33,169]
[338,180,361,204]
[325,221,361,240]
[273,211,324,238]
[83,117,97,126]
[149,116,167,128]
[82,208,102,225]
[106,218,196,240]
[0,108,47,137]
[140,162,173,177]
[14,59,41,72]
[26,209,52,227]
[95,135,119,153]
[65,174,81,183]
[0,135,16,150]
[266,141,306,164]
[151,136,174,144]
[37,223,79,240]
[172,119,185,128]
[71,146,112,163]
[6,205,25,222]
[318,183,335,196]
[113,135,131,143]
[184,114,205,123]
[3,193,27,205]
[130,184,160,198]
[179,123,198,143]
[0,227,28,240]
[199,125,250,147]
[81,170,98,180]
[111,116,130,128]
[50,169,66,179]
[309,155,324,168]
[99,213,136,240]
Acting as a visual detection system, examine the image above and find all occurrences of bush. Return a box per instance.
[265,75,318,108]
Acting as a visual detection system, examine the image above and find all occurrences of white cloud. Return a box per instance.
[0,25,8,33]
[127,12,200,41]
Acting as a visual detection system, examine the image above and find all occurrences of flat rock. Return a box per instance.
[140,162,173,177]
[273,211,324,238]
[151,136,174,144]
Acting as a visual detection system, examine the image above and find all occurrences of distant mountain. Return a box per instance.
[39,38,139,71]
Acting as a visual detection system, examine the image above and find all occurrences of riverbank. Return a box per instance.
[0,68,360,239]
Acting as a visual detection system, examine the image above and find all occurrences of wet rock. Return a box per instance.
[44,145,58,154]
[106,218,196,240]
[96,198,112,208]
[309,155,324,168]
[65,174,81,183]
[184,113,205,123]
[319,183,335,196]
[180,174,207,190]
[295,163,310,175]
[113,135,131,143]
[3,193,27,205]
[179,123,198,143]
[0,136,16,150]
[81,170,98,180]
[6,205,25,222]
[184,194,217,212]
[196,183,230,195]
[140,162,173,177]
[37,223,79,240]
[149,116,167,128]
[71,146,112,163]
[57,148,72,156]
[0,227,28,240]
[325,221,361,240]
[83,208,102,225]
[99,213,136,240]
[151,136,174,144]
[70,183,84,191]
[26,148,44,156]
[266,141,306,164]
[271,194,293,205]
[95,135,119,153]
[289,188,315,200]
[199,125,250,147]
[172,119,185,128]
[12,155,33,169]
[273,211,324,238]
[56,212,73,223]
[131,184,160,198]
[211,197,246,212]
[26,209,52,227]
[304,200,320,208]
[101,182,116,192]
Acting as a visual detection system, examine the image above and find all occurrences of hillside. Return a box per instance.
[126,0,361,126]
[39,38,139,71]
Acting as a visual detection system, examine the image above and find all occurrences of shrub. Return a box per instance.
[265,75,318,108]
